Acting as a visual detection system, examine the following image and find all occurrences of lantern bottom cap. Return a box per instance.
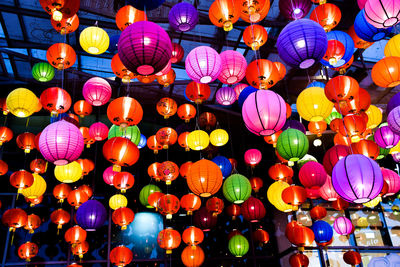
[200,76,212,84]
[260,129,276,136]
[200,193,211,197]
[384,17,399,27]
[178,23,191,32]
[88,47,100,54]
[92,100,102,106]
[227,76,238,84]
[310,116,324,122]
[389,81,400,87]
[234,200,244,204]
[137,65,154,76]
[353,198,372,204]
[299,59,315,69]
[54,159,69,165]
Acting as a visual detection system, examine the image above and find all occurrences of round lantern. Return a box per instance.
[148,192,165,209]
[47,43,76,70]
[276,19,328,69]
[187,130,209,151]
[71,241,89,259]
[253,228,270,246]
[2,208,27,232]
[332,154,383,203]
[211,156,232,178]
[333,216,353,236]
[156,127,178,149]
[297,87,333,121]
[228,235,249,257]
[109,194,128,210]
[223,174,252,204]
[374,125,400,149]
[216,87,236,106]
[181,245,205,267]
[168,2,198,32]
[371,56,400,88]
[16,132,36,153]
[178,132,190,151]
[185,82,211,104]
[355,10,393,42]
[199,112,217,130]
[79,26,109,55]
[206,197,224,216]
[110,246,133,267]
[118,21,172,76]
[103,166,118,185]
[76,200,107,231]
[157,228,181,254]
[282,185,307,208]
[241,197,266,222]
[53,183,71,203]
[310,206,327,221]
[139,184,162,208]
[312,220,333,244]
[323,145,350,175]
[181,193,201,215]
[39,87,71,115]
[323,40,345,66]
[51,14,79,35]
[67,189,89,208]
[54,160,82,183]
[29,159,47,175]
[279,0,311,20]
[343,250,362,266]
[385,34,400,57]
[115,5,146,31]
[0,126,12,146]
[348,25,373,49]
[239,0,270,23]
[88,122,108,141]
[243,24,268,50]
[285,221,315,250]
[310,3,341,32]
[82,77,112,106]
[322,31,354,68]
[50,208,70,229]
[290,253,309,267]
[246,59,279,89]
[319,175,339,201]
[242,90,287,136]
[6,88,39,118]
[157,69,176,87]
[264,130,282,147]
[351,139,379,160]
[187,159,223,197]
[64,225,87,245]
[268,163,293,181]
[111,53,136,83]
[325,76,359,104]
[267,181,293,212]
[108,125,141,145]
[24,214,41,234]
[218,50,247,85]
[185,46,221,83]
[365,105,382,129]
[171,43,185,64]
[209,0,240,31]
[158,161,179,185]
[147,135,163,154]
[112,207,135,230]
[180,161,192,179]
[156,97,177,119]
[337,114,366,143]
[32,62,54,82]
[18,242,38,262]
[177,104,196,123]
[73,100,92,118]
[21,173,46,199]
[277,129,309,162]
[113,172,135,193]
[299,162,327,189]
[0,160,8,175]
[234,84,248,100]
[364,0,400,28]
[182,226,204,246]
[244,149,262,166]
[137,134,147,149]
[103,137,140,172]
[381,168,400,196]
[10,170,34,194]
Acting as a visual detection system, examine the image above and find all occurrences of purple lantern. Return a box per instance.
[387,92,400,115]
[168,2,198,32]
[276,19,328,69]
[279,0,311,20]
[242,90,287,136]
[216,87,236,106]
[374,126,400,149]
[332,154,383,203]
[76,200,107,231]
[282,120,306,134]
[388,106,400,134]
[393,152,400,163]
[39,120,84,165]
[185,46,222,84]
[118,21,172,76]
[333,216,353,236]
[218,50,247,85]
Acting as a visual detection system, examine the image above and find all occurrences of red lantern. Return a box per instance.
[246,59,279,89]
[67,189,89,209]
[148,192,165,210]
[264,130,282,147]
[338,114,366,143]
[310,206,327,220]
[16,132,36,153]
[310,3,341,31]
[180,193,201,215]
[158,161,179,185]
[0,159,8,175]
[2,208,27,231]
[333,55,354,74]
[51,14,79,34]
[180,161,192,178]
[0,126,13,145]
[229,158,238,170]
[178,132,190,151]
[103,137,140,172]
[156,127,178,149]
[335,87,371,115]
[156,97,177,119]
[65,225,87,245]
[171,43,184,63]
[50,208,70,229]
[199,112,217,130]
[71,241,89,259]
[147,135,163,154]
[274,62,286,81]
[112,207,135,230]
[194,207,217,231]
[148,162,161,181]
[110,245,133,267]
[285,221,315,251]
[0,98,9,115]
[253,229,270,246]
[40,87,71,116]
[243,24,268,50]
[30,159,47,174]
[53,183,71,203]
[177,104,196,123]
[39,0,79,22]
[107,97,143,127]
[157,228,181,254]
[115,5,146,31]
[185,81,211,104]
[319,175,339,201]
[18,242,38,262]
[78,184,93,199]
[26,196,43,207]
[268,163,293,182]
[351,139,379,160]
[289,253,309,267]
[249,177,263,193]
[113,172,135,193]
[241,197,266,222]
[206,197,224,216]
[343,250,361,267]
[298,162,327,189]
[323,145,350,175]
[77,158,94,176]
[24,214,41,234]
[158,194,180,219]
[10,170,34,194]
[226,204,241,220]
[323,40,345,66]
[325,76,359,103]
[181,245,205,267]
[282,186,307,208]
[182,226,204,246]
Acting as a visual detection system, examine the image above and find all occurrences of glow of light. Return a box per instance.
[199,60,207,68]
[144,37,151,45]
[293,8,301,14]
[296,40,306,49]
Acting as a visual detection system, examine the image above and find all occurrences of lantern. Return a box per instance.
[0,98,8,115]
[147,162,161,181]
[79,127,94,148]
[323,145,350,175]
[147,135,163,154]
[343,250,362,267]
[73,100,92,118]
[111,53,136,83]
[0,160,7,175]
[88,122,108,141]
[285,221,315,251]
[46,43,76,70]
[241,197,266,222]
[51,14,79,34]
[137,134,146,149]
[310,206,327,221]
[39,0,79,21]
[78,185,92,199]
[156,127,178,149]
[351,139,379,160]
[246,59,279,89]
[218,50,247,85]
[79,26,109,55]
[372,56,400,88]
[103,166,118,185]
[67,189,89,209]
[157,194,180,219]
[2,208,27,232]
[325,76,359,104]
[115,5,146,31]
[185,82,211,104]
[32,62,55,82]
[76,200,107,231]
[147,192,164,210]
[233,84,248,100]
[157,228,181,254]
[267,181,293,212]
[312,220,333,243]
[333,216,353,236]
[26,196,43,207]
[71,241,89,259]
[364,0,400,28]
[180,193,201,215]
[181,245,205,267]
[299,162,327,189]
[18,242,38,262]
[182,226,204,246]
[337,115,366,143]
[10,170,34,194]
[296,87,333,122]
[319,175,339,201]
[385,34,400,57]
[82,77,112,106]
[6,88,39,118]
[108,125,141,145]
[53,183,71,203]
[40,87,71,116]
[177,104,196,123]
[170,43,185,64]
[180,162,192,179]
[216,87,236,106]
[268,163,293,181]
[355,10,393,43]
[103,137,140,172]
[24,214,41,234]
[206,197,224,216]
[112,207,134,230]
[158,161,179,184]
[156,97,177,119]
[310,3,341,31]
[279,0,311,20]
[21,173,46,199]
[186,46,222,84]
[223,174,252,204]
[113,172,135,193]
[365,105,382,129]
[157,69,176,87]
[109,194,128,210]
[211,156,232,178]
[348,25,374,49]
[64,225,87,245]
[282,185,307,208]
[139,184,162,208]
[323,40,345,66]
[244,149,262,166]
[209,0,240,31]
[187,130,209,151]
[54,161,82,183]
[277,129,309,162]
[228,235,249,257]
[308,120,327,137]
[381,168,400,196]
[290,253,309,267]
[50,208,70,229]
[243,24,268,50]
[110,246,133,267]
[187,159,223,197]
[374,125,400,149]
[169,2,198,32]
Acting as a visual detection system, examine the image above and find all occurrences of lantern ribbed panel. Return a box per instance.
[185,46,222,84]
[187,159,223,197]
[277,19,328,69]
[279,0,311,20]
[21,174,46,199]
[241,197,266,222]
[216,87,236,106]
[364,0,400,28]
[355,10,392,42]
[371,56,400,88]
[385,34,400,57]
[54,161,82,183]
[79,26,109,55]
[374,125,400,148]
[89,122,109,141]
[242,90,287,136]
[388,106,400,134]
[187,130,209,150]
[382,168,400,196]
[82,77,112,106]
[228,235,249,257]
[223,174,251,204]
[277,129,309,162]
[333,216,353,235]
[118,21,172,76]
[32,62,55,82]
[321,31,354,68]
[39,121,84,165]
[332,154,383,203]
[6,88,39,118]
[296,87,333,122]
[218,50,247,85]
[76,200,107,231]
[319,175,339,201]
[168,2,198,32]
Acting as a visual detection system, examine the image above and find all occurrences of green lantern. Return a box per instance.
[139,184,161,208]
[223,174,251,204]
[32,62,55,82]
[228,235,249,257]
[277,129,309,162]
[108,124,141,145]
[324,111,342,125]
[297,154,318,168]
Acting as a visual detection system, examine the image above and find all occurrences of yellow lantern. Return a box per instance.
[209,129,229,147]
[187,130,209,151]
[109,194,128,210]
[54,161,82,183]
[365,105,382,129]
[79,26,110,55]
[21,173,46,199]
[6,88,39,118]
[384,34,400,57]
[267,181,293,212]
[296,87,333,122]
[363,196,381,208]
[390,141,400,155]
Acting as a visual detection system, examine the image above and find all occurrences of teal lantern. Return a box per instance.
[324,111,342,125]
[228,235,249,257]
[277,129,309,162]
[108,124,141,145]
[223,174,252,204]
[139,184,162,208]
[32,62,55,82]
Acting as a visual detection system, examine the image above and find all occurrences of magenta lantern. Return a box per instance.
[234,83,248,100]
[374,126,400,149]
[319,175,339,201]
[155,60,172,77]
[218,50,247,85]
[364,0,400,28]
[216,87,236,106]
[118,21,172,76]
[333,216,353,236]
[103,166,118,185]
[39,120,84,165]
[244,149,262,167]
[242,90,286,136]
[299,162,327,189]
[185,46,222,84]
[332,154,383,203]
[82,77,112,106]
[89,122,109,141]
[381,168,400,196]
[358,0,367,9]
[323,145,350,175]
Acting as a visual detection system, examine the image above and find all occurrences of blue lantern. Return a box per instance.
[321,31,354,68]
[306,81,325,88]
[108,35,120,54]
[211,156,232,178]
[312,220,333,243]
[127,0,165,11]
[76,200,107,231]
[238,86,258,108]
[137,134,147,149]
[354,10,392,42]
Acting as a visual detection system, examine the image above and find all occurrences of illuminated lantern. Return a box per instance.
[311,220,333,244]
[241,197,266,222]
[279,0,311,20]
[282,186,307,209]
[338,115,366,143]
[323,40,345,66]
[113,172,134,193]
[267,181,293,212]
[148,192,164,210]
[185,46,221,84]
[71,241,89,259]
[112,207,134,230]
[147,135,163,154]
[308,120,327,137]
[157,228,181,254]
[310,206,327,220]
[372,56,400,88]
[209,0,240,31]
[78,184,93,198]
[24,214,41,234]
[156,127,178,149]
[53,183,71,203]
[296,87,333,122]
[82,77,112,107]
[310,3,341,31]
[0,160,7,176]
[171,43,185,64]
[88,122,108,142]
[76,200,107,231]
[156,97,177,119]
[80,26,110,55]
[274,62,286,81]
[20,173,46,199]
[109,194,128,210]
[180,162,192,179]
[139,184,162,208]
[249,177,263,193]
[355,10,392,43]
[285,221,315,251]
[187,159,223,197]
[323,145,350,175]
[16,133,36,154]
[32,62,55,82]
[67,189,88,209]
[218,50,247,85]
[343,250,361,267]
[332,197,350,211]
[364,0,400,28]
[206,197,224,216]
[2,208,27,232]
[365,105,382,129]
[240,0,270,23]
[40,87,71,115]
[277,129,309,162]
[185,82,211,104]
[0,98,8,115]
[228,235,249,257]
[77,159,94,176]
[116,5,146,31]
[181,245,205,267]
[299,162,327,189]
[233,84,248,101]
[319,175,339,201]
[268,163,293,181]
[18,242,38,262]
[209,129,229,147]
[108,125,141,145]
[374,125,400,148]
[351,139,379,160]
[325,76,359,104]
[381,168,400,196]
[111,53,136,83]
[79,127,94,148]
[264,130,282,147]
[182,226,204,247]
[253,228,269,247]
[187,130,209,151]
[333,216,353,236]
[157,194,180,219]
[211,156,232,178]
[216,87,236,106]
[73,100,92,118]
[10,170,34,195]
[103,137,140,172]
[50,208,70,229]
[223,174,251,204]
[180,193,201,215]
[157,69,176,87]
[333,55,354,74]
[242,90,287,136]
[225,204,240,220]
[199,112,217,130]
[290,253,309,267]
[148,162,161,181]
[110,246,133,267]
[244,149,262,167]
[54,161,82,183]
[243,24,268,50]
[137,134,146,149]
[168,2,198,32]
[246,59,279,89]
[177,104,196,123]
[46,43,76,70]
[385,34,400,57]
[6,88,39,118]
[39,0,79,21]
[158,161,179,185]
[51,14,79,34]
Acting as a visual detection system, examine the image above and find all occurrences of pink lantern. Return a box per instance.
[103,166,118,185]
[82,77,112,106]
[244,149,262,167]
[216,87,236,106]
[333,216,353,235]
[319,175,339,201]
[89,122,109,141]
[233,83,248,100]
[364,0,400,28]
[185,46,222,84]
[381,168,400,196]
[299,162,327,190]
[242,90,287,136]
[39,120,84,165]
[357,0,368,9]
[218,50,247,85]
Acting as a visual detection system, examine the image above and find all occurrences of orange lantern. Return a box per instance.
[53,183,71,203]
[16,132,36,153]
[76,158,94,176]
[156,97,177,119]
[103,137,140,172]
[112,207,135,230]
[310,206,327,220]
[268,163,293,181]
[206,197,224,216]
[51,14,79,34]
[156,127,178,149]
[338,114,366,143]
[285,221,315,251]
[137,75,156,84]
[274,62,286,81]
[239,0,270,22]
[177,104,196,123]
[264,130,282,147]
[40,87,72,116]
[308,121,327,137]
[185,82,211,104]
[113,172,135,193]
[148,192,165,210]
[310,3,341,32]
[39,0,79,22]
[65,225,87,245]
[282,186,307,209]
[249,177,264,193]
[325,75,359,103]
[107,97,143,127]
[187,159,223,197]
[111,54,136,83]
[78,184,93,199]
[348,25,373,49]
[148,162,161,181]
[71,241,89,259]
[180,193,201,215]
[18,242,38,262]
[80,127,95,148]
[50,208,70,230]
[246,59,279,89]
[253,228,270,246]
[333,55,354,74]
[330,118,342,132]
[350,139,379,160]
[157,194,180,219]
[243,24,268,50]
[24,214,41,234]
[73,100,92,118]
[372,56,400,88]
[209,0,241,31]
[334,133,352,146]
[181,245,205,267]
[0,126,13,145]
[26,196,43,207]
[0,98,9,115]
[182,226,204,246]
[0,159,7,175]
[67,189,89,209]
[178,132,191,151]
[199,112,217,130]
[226,204,241,220]
[158,161,179,185]
[47,43,76,70]
[157,228,181,254]
[110,245,133,267]
[10,170,34,194]
[323,40,345,66]
[147,135,163,154]
[157,69,176,87]
[335,87,370,116]
[115,5,146,31]
[2,208,27,232]
[180,162,192,178]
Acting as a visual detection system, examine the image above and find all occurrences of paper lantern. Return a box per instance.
[46,43,76,70]
[241,197,266,222]
[18,242,38,262]
[187,159,223,197]
[185,82,211,104]
[355,10,392,43]
[323,40,345,66]
[147,135,163,154]
[168,2,198,32]
[157,194,180,219]
[381,168,400,196]
[107,97,143,127]
[148,192,164,209]
[285,221,315,250]
[209,0,240,31]
[365,105,382,129]
[40,87,71,116]
[51,14,79,34]
[24,214,41,234]
[155,127,178,149]
[39,0,79,21]
[279,0,311,20]
[118,21,172,75]
[333,216,353,235]
[223,174,252,204]
[199,112,217,129]
[325,76,359,104]
[32,62,55,82]
[82,77,112,106]
[348,25,374,49]
[374,125,400,148]
[71,241,89,259]
[274,62,286,81]
[338,114,366,143]
[10,170,34,194]
[73,100,92,118]
[0,160,8,175]
[343,251,362,266]
[88,122,108,141]
[156,97,177,119]
[181,245,205,267]
[216,87,236,106]
[76,159,93,176]
[264,130,281,147]
[323,145,350,175]
[180,162,192,179]
[113,172,134,193]
[282,185,307,208]
[157,69,176,87]
[178,132,190,152]
[240,0,270,23]
[137,134,146,149]
[243,24,268,50]
[76,200,107,231]
[312,220,333,244]
[211,156,232,178]
[372,56,400,88]
[310,3,341,31]
[53,183,71,203]
[267,181,294,212]
[67,189,88,208]
[350,139,379,160]
[228,235,249,257]
[79,26,109,55]
[50,208,70,229]
[170,43,185,65]
[319,175,339,201]
[177,104,196,123]
[187,130,209,151]
[308,120,327,138]
[180,193,201,215]
[290,253,309,267]
[111,53,136,83]
[182,226,204,247]
[2,208,27,232]
[296,87,333,122]
[109,246,133,267]
[299,162,327,189]
[6,88,39,118]
[64,225,87,245]
[218,50,247,85]
[246,59,279,89]
[115,5,146,31]
[112,207,134,230]
[0,126,12,146]
[109,194,128,210]
[0,98,8,115]
[108,125,141,145]
[321,31,354,68]
[385,34,400,57]
[103,137,140,172]
[242,90,287,136]
[268,163,293,181]
[16,132,36,153]
[157,228,181,254]
[244,149,262,166]
[276,19,328,69]
[158,161,179,185]
[277,129,309,162]
[185,46,221,83]
[21,173,46,199]
[310,206,327,221]
[364,0,400,28]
